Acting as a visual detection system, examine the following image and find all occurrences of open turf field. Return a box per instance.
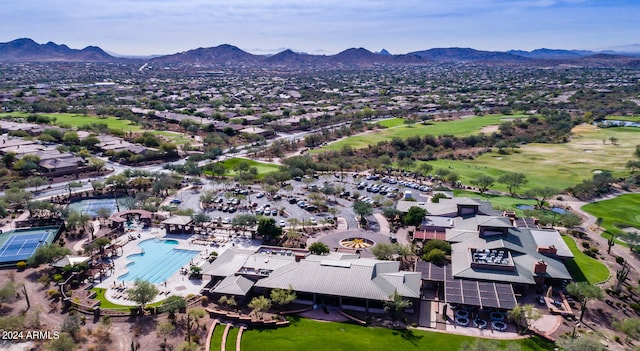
[582,193,640,235]
[241,317,553,351]
[2,112,143,132]
[423,125,639,193]
[219,158,280,176]
[321,114,529,151]
[562,235,611,284]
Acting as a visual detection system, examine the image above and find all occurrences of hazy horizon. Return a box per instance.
[1,1,638,56]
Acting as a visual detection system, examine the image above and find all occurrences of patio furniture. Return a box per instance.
[491,320,507,331]
[473,318,487,329]
[456,317,469,326]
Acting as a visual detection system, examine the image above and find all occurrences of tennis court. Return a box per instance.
[67,198,131,218]
[0,227,59,263]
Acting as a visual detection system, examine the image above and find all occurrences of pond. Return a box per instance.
[595,120,640,128]
[515,204,534,211]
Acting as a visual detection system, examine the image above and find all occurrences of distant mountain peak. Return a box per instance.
[0,38,114,62]
[0,38,638,67]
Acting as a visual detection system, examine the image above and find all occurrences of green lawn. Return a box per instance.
[219,157,281,176]
[151,130,196,146]
[91,288,169,310]
[452,190,536,215]
[582,194,640,236]
[209,323,226,351]
[321,114,529,151]
[225,327,239,351]
[241,318,553,351]
[561,236,610,284]
[2,112,143,132]
[374,118,407,128]
[416,125,639,193]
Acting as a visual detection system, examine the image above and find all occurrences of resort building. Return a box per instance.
[202,248,421,313]
[414,197,573,315]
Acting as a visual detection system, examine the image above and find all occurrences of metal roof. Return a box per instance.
[212,275,255,296]
[255,256,421,301]
[530,229,574,258]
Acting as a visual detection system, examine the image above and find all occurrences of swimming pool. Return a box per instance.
[118,239,198,285]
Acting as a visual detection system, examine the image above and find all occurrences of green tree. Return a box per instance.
[422,248,447,265]
[470,175,495,194]
[248,296,271,319]
[308,241,330,255]
[192,211,210,224]
[160,295,186,319]
[556,334,605,351]
[257,217,282,239]
[232,213,257,231]
[44,332,76,351]
[566,282,603,322]
[498,172,528,196]
[88,157,106,174]
[403,206,427,226]
[353,200,373,228]
[384,290,412,321]
[218,295,237,310]
[27,243,71,266]
[270,287,297,308]
[507,304,541,334]
[0,281,18,309]
[423,239,451,255]
[613,317,640,342]
[417,163,433,177]
[127,279,159,311]
[372,243,396,260]
[524,187,558,208]
[61,313,82,341]
[12,155,40,176]
[27,176,49,192]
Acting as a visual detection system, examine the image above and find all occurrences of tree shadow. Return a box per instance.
[392,328,424,345]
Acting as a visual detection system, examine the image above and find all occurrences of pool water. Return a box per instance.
[118,239,198,284]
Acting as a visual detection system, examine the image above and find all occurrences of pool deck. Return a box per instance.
[94,226,261,306]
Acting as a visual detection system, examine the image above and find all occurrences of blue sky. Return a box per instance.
[1,0,638,56]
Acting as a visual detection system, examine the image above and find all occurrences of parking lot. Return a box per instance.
[174,172,434,231]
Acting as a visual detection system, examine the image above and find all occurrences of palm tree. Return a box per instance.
[384,290,412,321]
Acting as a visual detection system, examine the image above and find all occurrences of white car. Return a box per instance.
[279,220,286,227]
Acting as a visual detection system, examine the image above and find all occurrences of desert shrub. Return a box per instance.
[16,261,27,270]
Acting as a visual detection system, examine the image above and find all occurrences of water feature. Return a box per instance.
[595,120,640,128]
[515,204,534,211]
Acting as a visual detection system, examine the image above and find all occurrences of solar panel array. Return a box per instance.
[444,266,517,309]
[416,261,518,309]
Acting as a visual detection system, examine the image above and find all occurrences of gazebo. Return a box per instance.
[108,210,153,231]
[162,215,194,234]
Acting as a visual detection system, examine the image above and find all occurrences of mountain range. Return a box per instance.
[1,38,639,68]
